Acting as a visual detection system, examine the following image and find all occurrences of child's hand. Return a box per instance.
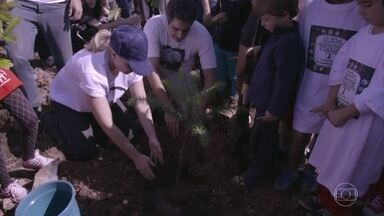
[311,100,337,117]
[257,110,279,123]
[213,12,228,24]
[326,104,359,127]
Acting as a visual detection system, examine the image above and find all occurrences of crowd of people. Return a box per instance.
[0,0,383,215]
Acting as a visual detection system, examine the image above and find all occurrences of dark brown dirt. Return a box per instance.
[0,65,309,216]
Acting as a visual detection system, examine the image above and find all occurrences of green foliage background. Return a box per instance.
[0,1,19,69]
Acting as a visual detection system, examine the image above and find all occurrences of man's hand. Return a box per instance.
[69,0,83,21]
[165,112,179,137]
[148,138,163,164]
[133,154,156,180]
[256,110,279,123]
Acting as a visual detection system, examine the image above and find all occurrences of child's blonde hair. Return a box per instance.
[85,29,111,52]
[253,0,298,18]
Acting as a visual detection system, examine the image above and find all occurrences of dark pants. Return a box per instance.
[242,110,279,188]
[43,101,139,161]
[116,0,133,18]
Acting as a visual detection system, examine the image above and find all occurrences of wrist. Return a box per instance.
[165,107,181,119]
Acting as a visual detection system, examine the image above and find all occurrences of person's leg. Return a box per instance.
[39,1,72,70]
[224,49,238,97]
[214,44,228,97]
[0,155,13,190]
[47,102,99,161]
[116,0,132,18]
[0,153,27,202]
[242,115,279,187]
[287,130,312,170]
[6,1,40,108]
[3,89,37,161]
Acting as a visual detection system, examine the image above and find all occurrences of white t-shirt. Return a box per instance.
[293,0,366,133]
[50,49,142,112]
[309,25,384,196]
[29,0,66,4]
[143,15,217,76]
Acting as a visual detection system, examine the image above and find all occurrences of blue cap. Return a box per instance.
[110,25,153,76]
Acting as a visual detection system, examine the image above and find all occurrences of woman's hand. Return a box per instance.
[133,154,156,180]
[148,138,163,164]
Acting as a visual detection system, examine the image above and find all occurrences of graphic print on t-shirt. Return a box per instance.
[307,25,356,74]
[160,45,185,72]
[337,58,375,107]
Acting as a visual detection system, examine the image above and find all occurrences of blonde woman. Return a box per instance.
[47,26,162,180]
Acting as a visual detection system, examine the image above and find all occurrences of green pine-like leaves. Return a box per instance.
[0,1,19,68]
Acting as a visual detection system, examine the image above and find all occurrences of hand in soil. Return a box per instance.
[134,154,156,180]
[149,138,164,164]
[164,113,179,137]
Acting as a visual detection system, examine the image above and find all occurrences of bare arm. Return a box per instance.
[201,68,216,111]
[69,0,83,21]
[87,95,156,179]
[87,15,141,30]
[146,57,179,137]
[129,79,164,163]
[311,85,340,116]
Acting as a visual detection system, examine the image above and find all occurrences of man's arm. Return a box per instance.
[201,68,216,111]
[69,0,83,21]
[146,57,179,137]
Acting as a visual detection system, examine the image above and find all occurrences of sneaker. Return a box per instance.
[274,170,299,191]
[299,196,322,211]
[1,181,27,203]
[363,195,384,216]
[22,150,54,170]
[307,208,332,216]
[301,169,319,195]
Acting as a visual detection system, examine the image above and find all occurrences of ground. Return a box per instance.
[0,64,312,216]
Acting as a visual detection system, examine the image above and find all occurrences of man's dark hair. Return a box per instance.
[166,0,197,24]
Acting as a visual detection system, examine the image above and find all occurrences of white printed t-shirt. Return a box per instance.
[293,0,366,133]
[50,49,142,113]
[309,25,384,196]
[143,15,216,76]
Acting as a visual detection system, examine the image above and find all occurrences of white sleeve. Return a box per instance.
[354,66,384,119]
[328,38,354,86]
[79,72,108,98]
[143,17,161,58]
[198,32,217,70]
[129,73,144,86]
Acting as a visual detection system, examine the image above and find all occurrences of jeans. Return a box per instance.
[6,0,73,108]
[115,0,133,18]
[214,44,237,96]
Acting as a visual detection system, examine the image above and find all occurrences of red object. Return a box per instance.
[0,68,22,101]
